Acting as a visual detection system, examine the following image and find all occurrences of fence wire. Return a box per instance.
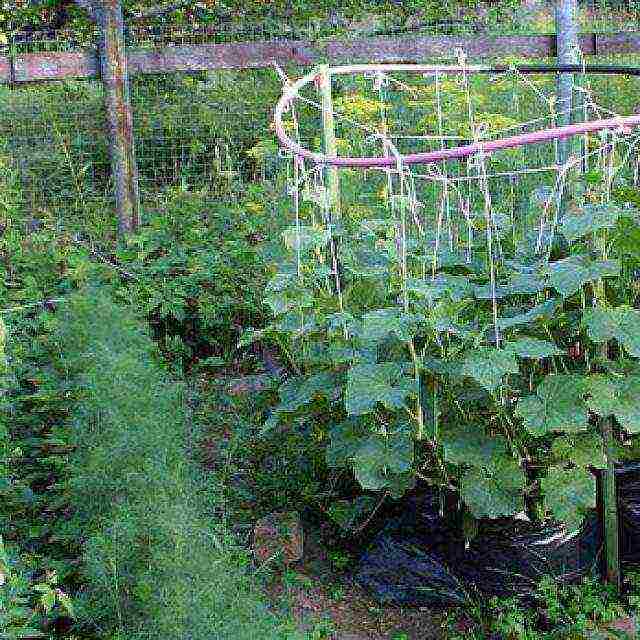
[129,69,282,197]
[0,79,111,232]
[2,3,640,240]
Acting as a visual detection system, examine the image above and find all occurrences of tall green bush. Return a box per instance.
[54,290,301,640]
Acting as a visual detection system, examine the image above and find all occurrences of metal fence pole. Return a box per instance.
[99,0,140,236]
[555,0,580,175]
[601,412,621,592]
[555,0,581,227]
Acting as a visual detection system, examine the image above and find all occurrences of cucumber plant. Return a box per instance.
[249,73,640,535]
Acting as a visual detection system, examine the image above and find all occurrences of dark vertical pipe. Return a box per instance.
[601,414,621,592]
[100,0,140,236]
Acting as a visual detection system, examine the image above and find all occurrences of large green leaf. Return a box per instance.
[560,204,624,242]
[461,347,519,391]
[585,374,640,433]
[541,465,596,529]
[505,337,564,359]
[551,432,606,469]
[359,308,420,344]
[441,423,508,468]
[427,300,473,335]
[326,419,368,468]
[326,421,414,493]
[345,363,418,415]
[406,274,472,304]
[515,374,588,435]
[341,245,390,278]
[328,343,377,365]
[583,306,640,358]
[460,456,525,519]
[497,299,561,330]
[277,372,337,412]
[353,429,415,492]
[505,272,546,295]
[547,256,620,297]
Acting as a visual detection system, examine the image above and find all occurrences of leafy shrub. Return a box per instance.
[1,537,76,639]
[112,183,290,366]
[193,377,331,521]
[446,572,640,639]
[1,538,47,640]
[1,308,78,639]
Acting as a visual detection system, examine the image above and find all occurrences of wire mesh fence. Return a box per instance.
[0,79,111,233]
[0,71,283,236]
[5,1,640,50]
[2,2,640,241]
[129,69,282,196]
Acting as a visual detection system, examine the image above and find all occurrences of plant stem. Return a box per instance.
[407,339,424,440]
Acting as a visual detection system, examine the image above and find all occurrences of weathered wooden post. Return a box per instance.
[317,64,341,220]
[99,0,140,236]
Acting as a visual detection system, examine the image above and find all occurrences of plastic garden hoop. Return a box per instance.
[273,63,640,168]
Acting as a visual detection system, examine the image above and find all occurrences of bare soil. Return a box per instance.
[265,527,447,640]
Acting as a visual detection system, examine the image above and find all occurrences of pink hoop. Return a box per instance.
[273,64,640,168]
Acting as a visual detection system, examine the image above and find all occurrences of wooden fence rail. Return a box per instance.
[3,31,640,84]
[4,27,640,235]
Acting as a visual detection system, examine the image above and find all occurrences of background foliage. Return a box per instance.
[4,2,640,638]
